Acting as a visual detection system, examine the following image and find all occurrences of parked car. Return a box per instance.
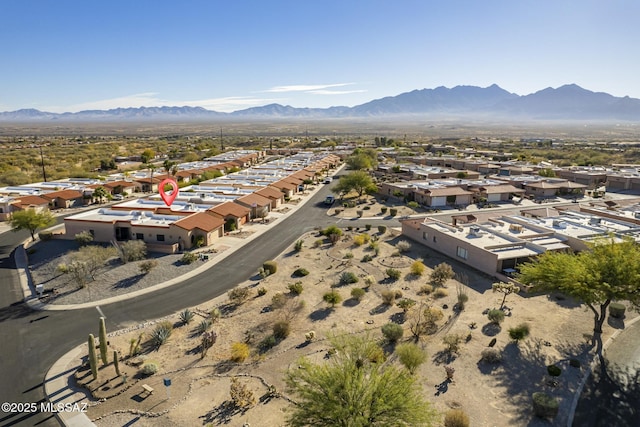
[324,178,332,184]
[324,195,335,205]
[112,194,124,200]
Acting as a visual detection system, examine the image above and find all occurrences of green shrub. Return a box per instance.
[419,284,434,295]
[292,268,309,277]
[442,334,463,353]
[381,323,404,343]
[118,240,147,263]
[271,292,287,309]
[228,287,251,305]
[273,320,291,339]
[257,287,268,296]
[322,225,342,238]
[395,342,427,374]
[386,268,401,280]
[39,231,53,241]
[609,302,626,318]
[263,260,278,275]
[353,233,370,246]
[407,201,419,209]
[444,409,470,427]
[508,323,530,342]
[181,252,198,264]
[487,309,505,324]
[288,282,304,295]
[433,288,448,299]
[259,335,277,351]
[532,392,559,419]
[150,321,173,348]
[547,364,562,377]
[210,307,221,323]
[569,358,581,368]
[365,223,372,230]
[396,298,416,313]
[356,210,363,217]
[350,287,366,301]
[140,362,158,376]
[313,239,324,248]
[179,308,195,325]
[361,254,373,262]
[74,231,94,246]
[340,271,359,285]
[294,240,304,252]
[323,290,342,308]
[389,208,398,216]
[343,252,354,259]
[380,207,388,215]
[410,260,425,276]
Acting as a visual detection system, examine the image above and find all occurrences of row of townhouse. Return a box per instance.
[401,202,640,279]
[61,153,341,252]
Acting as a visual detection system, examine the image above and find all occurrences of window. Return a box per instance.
[433,236,437,243]
[136,233,144,240]
[456,246,468,259]
[157,234,165,242]
[422,232,428,240]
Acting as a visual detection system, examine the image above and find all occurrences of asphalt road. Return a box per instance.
[0,184,396,427]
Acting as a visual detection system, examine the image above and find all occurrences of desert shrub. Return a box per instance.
[313,239,324,248]
[74,231,94,246]
[294,240,304,252]
[231,342,250,362]
[273,320,291,339]
[259,335,277,351]
[433,288,448,298]
[380,207,388,215]
[353,234,370,246]
[139,259,158,274]
[351,287,366,301]
[39,231,53,241]
[381,322,404,343]
[386,268,401,281]
[442,334,463,353]
[444,409,470,427]
[397,298,416,313]
[356,210,363,217]
[322,225,342,238]
[288,282,304,295]
[228,287,251,305]
[196,319,212,334]
[407,201,419,209]
[396,240,411,252]
[389,208,398,216]
[150,321,173,348]
[381,289,397,306]
[343,252,354,259]
[117,240,147,263]
[457,292,469,309]
[262,260,278,275]
[569,358,581,368]
[377,224,387,233]
[487,309,505,324]
[365,224,372,230]
[257,287,268,296]
[609,302,626,318]
[480,348,502,364]
[230,377,256,408]
[292,267,309,277]
[179,308,195,325]
[368,240,379,251]
[361,254,373,262]
[340,271,359,285]
[346,225,353,231]
[430,262,455,287]
[508,323,530,342]
[419,284,434,295]
[410,260,426,276]
[181,252,198,264]
[532,392,559,419]
[363,275,375,287]
[304,331,316,342]
[140,362,158,376]
[210,307,221,323]
[271,292,287,309]
[547,364,562,377]
[323,290,342,308]
[395,342,427,374]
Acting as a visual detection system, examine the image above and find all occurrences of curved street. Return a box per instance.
[0,183,396,427]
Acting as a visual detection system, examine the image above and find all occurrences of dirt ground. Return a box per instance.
[71,226,629,427]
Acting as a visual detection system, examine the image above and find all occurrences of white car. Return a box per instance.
[324,178,332,184]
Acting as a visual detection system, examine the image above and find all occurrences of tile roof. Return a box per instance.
[255,186,285,200]
[207,202,250,218]
[173,212,224,232]
[236,193,272,207]
[41,189,84,200]
[10,195,50,207]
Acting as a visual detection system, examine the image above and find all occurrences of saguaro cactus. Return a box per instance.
[99,317,108,365]
[113,350,120,377]
[88,334,98,381]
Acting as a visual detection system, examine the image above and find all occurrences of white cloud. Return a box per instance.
[264,83,356,93]
[307,89,368,95]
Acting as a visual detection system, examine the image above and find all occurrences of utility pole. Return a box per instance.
[220,128,224,151]
[39,146,47,182]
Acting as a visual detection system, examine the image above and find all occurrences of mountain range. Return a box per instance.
[2,84,640,121]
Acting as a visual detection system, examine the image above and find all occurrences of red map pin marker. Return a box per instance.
[159,178,179,206]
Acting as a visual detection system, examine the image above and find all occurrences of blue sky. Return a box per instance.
[1,0,639,113]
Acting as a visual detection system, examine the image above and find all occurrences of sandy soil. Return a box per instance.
[59,227,630,427]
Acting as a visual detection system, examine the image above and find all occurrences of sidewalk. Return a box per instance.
[33,172,340,427]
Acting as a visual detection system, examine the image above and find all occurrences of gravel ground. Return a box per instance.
[27,239,212,305]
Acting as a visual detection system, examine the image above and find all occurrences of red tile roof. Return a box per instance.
[207,202,250,218]
[236,193,271,207]
[173,212,224,232]
[41,189,84,200]
[255,186,284,200]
